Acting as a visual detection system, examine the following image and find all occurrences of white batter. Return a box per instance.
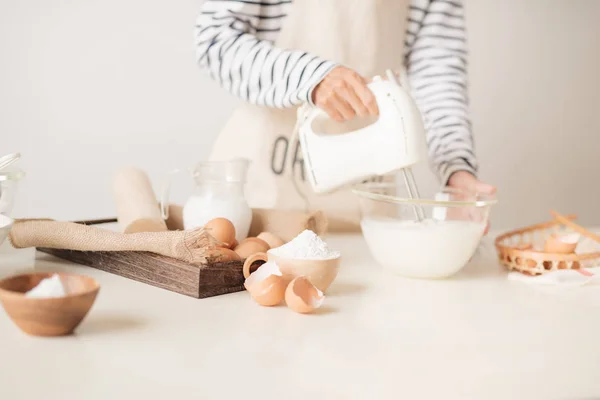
[361,218,485,278]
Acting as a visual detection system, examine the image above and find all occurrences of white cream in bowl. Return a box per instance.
[361,218,485,278]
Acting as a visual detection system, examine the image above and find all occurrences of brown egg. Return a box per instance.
[544,233,580,254]
[229,239,239,250]
[204,218,236,248]
[234,237,270,259]
[285,277,324,314]
[257,232,285,249]
[208,247,241,262]
[244,261,286,306]
[245,237,270,248]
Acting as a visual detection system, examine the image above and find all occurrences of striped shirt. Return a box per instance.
[195,0,477,184]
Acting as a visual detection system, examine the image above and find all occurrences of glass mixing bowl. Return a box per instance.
[0,169,24,245]
[352,182,497,279]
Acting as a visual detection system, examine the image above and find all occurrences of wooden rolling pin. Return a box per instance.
[113,167,168,233]
[164,204,328,241]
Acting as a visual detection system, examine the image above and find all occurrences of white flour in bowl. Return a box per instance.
[25,274,66,298]
[269,230,340,260]
[360,218,485,278]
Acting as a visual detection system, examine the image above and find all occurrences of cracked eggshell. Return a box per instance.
[244,261,286,306]
[544,233,580,254]
[285,277,324,314]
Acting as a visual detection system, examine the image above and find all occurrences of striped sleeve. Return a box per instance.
[405,0,478,185]
[195,0,337,108]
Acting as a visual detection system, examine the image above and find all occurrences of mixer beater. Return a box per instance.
[384,69,425,222]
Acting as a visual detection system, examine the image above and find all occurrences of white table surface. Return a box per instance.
[1,233,600,400]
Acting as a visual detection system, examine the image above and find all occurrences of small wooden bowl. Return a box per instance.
[243,252,340,293]
[0,272,100,337]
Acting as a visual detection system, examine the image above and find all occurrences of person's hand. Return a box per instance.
[447,171,496,196]
[447,171,496,235]
[312,66,378,122]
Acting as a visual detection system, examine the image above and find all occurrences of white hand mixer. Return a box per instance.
[294,69,426,220]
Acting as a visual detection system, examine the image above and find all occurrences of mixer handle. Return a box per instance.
[301,106,329,128]
[301,69,402,128]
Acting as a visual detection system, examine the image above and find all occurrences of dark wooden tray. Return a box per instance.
[36,218,246,299]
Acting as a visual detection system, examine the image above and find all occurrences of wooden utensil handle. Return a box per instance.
[550,210,600,243]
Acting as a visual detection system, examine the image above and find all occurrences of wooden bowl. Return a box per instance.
[0,272,100,337]
[243,252,340,293]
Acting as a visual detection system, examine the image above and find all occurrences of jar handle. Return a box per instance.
[159,168,184,220]
[242,252,268,278]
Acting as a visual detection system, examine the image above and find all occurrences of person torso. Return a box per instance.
[210,0,410,231]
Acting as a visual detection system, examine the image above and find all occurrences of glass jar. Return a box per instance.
[0,169,25,217]
[0,168,25,245]
[161,159,252,242]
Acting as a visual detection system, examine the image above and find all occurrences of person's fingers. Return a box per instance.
[312,66,380,121]
[450,171,497,197]
[325,108,345,123]
[319,101,345,122]
[473,181,497,195]
[337,82,369,117]
[329,93,356,121]
[346,72,378,116]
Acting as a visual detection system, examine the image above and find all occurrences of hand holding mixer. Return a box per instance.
[294,69,427,220]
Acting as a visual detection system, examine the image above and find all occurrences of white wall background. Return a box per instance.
[1,0,599,230]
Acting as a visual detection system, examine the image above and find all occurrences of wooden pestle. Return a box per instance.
[113,167,168,233]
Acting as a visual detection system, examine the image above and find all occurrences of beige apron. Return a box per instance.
[209,0,409,232]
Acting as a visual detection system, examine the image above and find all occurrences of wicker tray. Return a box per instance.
[495,214,600,275]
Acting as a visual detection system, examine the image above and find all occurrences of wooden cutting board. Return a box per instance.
[36,219,247,299]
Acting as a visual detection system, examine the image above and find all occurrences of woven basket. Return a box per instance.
[495,215,600,275]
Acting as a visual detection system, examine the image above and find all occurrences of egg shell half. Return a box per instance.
[544,233,580,254]
[285,276,324,314]
[244,261,286,307]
